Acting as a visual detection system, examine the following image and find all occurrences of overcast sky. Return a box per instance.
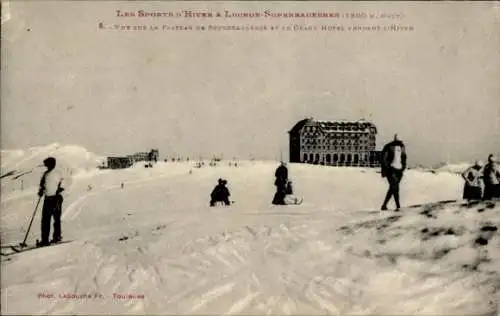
[1,1,499,166]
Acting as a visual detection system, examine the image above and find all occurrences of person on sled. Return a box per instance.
[210,178,231,206]
[283,180,302,205]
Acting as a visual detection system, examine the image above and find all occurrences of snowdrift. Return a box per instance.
[1,143,104,173]
[1,143,105,197]
[338,199,499,314]
[409,162,472,176]
[435,162,472,175]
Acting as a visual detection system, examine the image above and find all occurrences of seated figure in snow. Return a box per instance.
[283,180,302,205]
[210,178,231,206]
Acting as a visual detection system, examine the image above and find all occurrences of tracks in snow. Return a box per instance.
[46,213,379,314]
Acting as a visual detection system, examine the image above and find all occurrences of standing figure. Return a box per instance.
[210,178,231,206]
[380,134,407,211]
[272,162,288,205]
[38,157,65,246]
[461,161,483,201]
[483,154,500,200]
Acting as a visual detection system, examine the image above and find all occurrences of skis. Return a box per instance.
[5,240,72,256]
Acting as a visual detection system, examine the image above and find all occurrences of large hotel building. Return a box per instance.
[289,118,381,167]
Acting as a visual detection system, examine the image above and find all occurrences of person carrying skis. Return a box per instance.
[210,178,231,206]
[461,160,483,201]
[380,134,407,211]
[272,161,288,205]
[38,157,65,246]
[483,154,500,200]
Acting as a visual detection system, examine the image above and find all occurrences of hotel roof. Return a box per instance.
[289,118,377,134]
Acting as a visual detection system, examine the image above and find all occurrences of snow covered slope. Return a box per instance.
[1,155,499,315]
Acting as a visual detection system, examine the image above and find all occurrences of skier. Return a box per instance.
[483,154,500,200]
[380,134,407,211]
[210,178,231,206]
[283,180,302,205]
[461,160,483,201]
[272,162,288,205]
[37,157,65,246]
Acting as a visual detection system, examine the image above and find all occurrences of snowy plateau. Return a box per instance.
[1,144,499,315]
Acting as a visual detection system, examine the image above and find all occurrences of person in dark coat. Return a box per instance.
[380,134,407,211]
[38,157,65,246]
[272,162,288,205]
[210,178,231,206]
[483,154,500,200]
[461,160,483,201]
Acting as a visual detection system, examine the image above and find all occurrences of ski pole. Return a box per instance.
[20,196,42,248]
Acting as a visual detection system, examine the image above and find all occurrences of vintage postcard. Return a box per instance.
[1,1,499,315]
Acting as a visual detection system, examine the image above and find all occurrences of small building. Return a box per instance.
[127,149,159,164]
[128,152,148,162]
[289,118,381,167]
[107,156,133,169]
[107,149,160,169]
